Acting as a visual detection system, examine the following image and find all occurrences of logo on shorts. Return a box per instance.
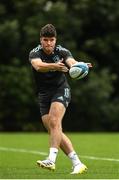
[57,96,64,101]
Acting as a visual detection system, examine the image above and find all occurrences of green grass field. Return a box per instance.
[0,133,119,179]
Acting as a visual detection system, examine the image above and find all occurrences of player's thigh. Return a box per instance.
[49,101,66,123]
[42,114,50,132]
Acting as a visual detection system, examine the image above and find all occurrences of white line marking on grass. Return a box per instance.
[0,146,119,162]
[80,155,119,162]
[0,147,47,156]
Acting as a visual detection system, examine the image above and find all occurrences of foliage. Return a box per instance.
[0,59,42,131]
[66,68,119,131]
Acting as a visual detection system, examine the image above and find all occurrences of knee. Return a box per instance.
[49,115,61,130]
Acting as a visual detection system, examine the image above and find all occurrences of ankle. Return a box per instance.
[68,151,82,167]
[48,147,58,163]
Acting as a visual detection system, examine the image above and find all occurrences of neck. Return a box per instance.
[43,48,54,55]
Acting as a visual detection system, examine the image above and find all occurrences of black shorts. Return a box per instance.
[37,86,71,116]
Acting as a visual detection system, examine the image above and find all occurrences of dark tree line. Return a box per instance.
[0,0,119,131]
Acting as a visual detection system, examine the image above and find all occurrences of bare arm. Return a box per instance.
[66,57,92,68]
[65,57,78,68]
[31,58,69,72]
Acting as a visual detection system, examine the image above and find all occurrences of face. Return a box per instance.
[40,37,56,54]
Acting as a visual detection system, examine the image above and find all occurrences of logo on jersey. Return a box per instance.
[64,88,70,98]
[53,55,60,63]
[57,96,64,101]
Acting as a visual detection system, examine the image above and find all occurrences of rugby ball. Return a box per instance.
[69,62,89,79]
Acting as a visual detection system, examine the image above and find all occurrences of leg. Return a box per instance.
[37,101,66,170]
[48,102,65,148]
[42,112,74,155]
[41,111,87,174]
[37,95,87,173]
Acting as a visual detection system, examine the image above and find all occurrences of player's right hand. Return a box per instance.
[56,61,69,72]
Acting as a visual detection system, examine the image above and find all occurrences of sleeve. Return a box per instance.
[60,47,74,62]
[29,47,41,62]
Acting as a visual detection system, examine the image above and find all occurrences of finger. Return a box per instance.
[63,67,69,72]
[58,62,65,66]
[62,68,69,72]
[86,63,93,67]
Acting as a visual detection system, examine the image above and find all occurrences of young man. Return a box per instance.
[29,24,91,174]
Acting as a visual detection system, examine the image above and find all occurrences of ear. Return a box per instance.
[40,37,42,43]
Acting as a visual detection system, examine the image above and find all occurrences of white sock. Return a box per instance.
[68,151,82,166]
[48,147,58,163]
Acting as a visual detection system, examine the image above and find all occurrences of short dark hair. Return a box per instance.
[40,24,57,37]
